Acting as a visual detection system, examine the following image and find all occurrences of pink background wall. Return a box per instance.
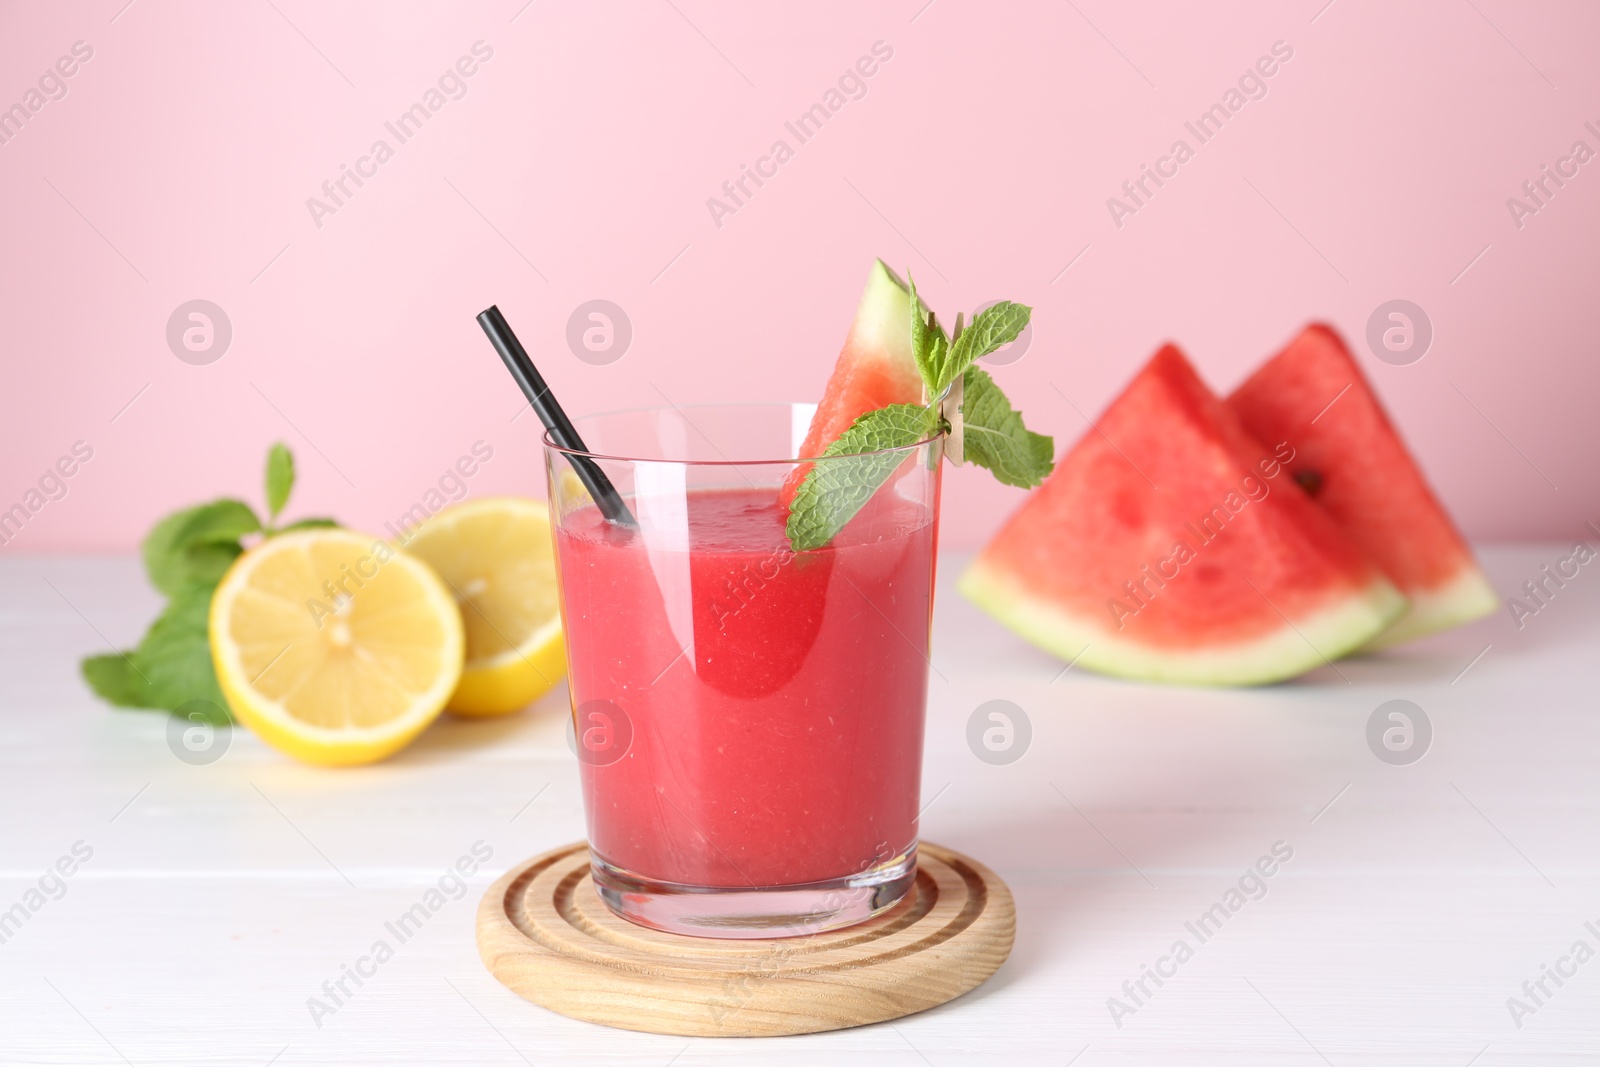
[2,0,1595,553]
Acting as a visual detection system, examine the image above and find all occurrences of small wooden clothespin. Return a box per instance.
[941,312,965,465]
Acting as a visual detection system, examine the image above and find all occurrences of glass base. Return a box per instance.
[590,846,918,939]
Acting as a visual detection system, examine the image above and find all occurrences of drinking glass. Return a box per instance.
[544,403,942,938]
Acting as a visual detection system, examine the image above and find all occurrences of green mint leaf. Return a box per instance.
[81,652,157,709]
[786,403,938,552]
[84,443,341,720]
[961,366,1056,488]
[265,442,294,521]
[940,301,1031,391]
[927,329,949,395]
[907,275,948,392]
[272,516,338,535]
[80,583,230,718]
[908,274,930,381]
[164,540,242,592]
[142,500,259,596]
[130,583,230,718]
[141,508,213,589]
[168,499,261,544]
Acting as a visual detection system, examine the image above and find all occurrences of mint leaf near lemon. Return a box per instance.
[80,443,335,720]
[265,442,294,520]
[142,501,259,596]
[80,652,154,709]
[118,586,229,721]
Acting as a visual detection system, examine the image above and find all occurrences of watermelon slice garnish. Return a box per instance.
[960,344,1406,686]
[1227,324,1498,648]
[780,260,925,507]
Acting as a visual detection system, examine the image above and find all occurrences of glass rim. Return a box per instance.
[540,401,944,466]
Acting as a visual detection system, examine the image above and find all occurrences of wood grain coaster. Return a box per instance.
[475,841,1015,1037]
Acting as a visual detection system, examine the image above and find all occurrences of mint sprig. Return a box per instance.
[915,285,1031,396]
[80,443,336,722]
[785,274,1055,551]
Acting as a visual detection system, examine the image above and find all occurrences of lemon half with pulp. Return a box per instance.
[399,497,565,717]
[209,527,464,765]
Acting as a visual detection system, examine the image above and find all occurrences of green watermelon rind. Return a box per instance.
[959,556,1408,687]
[852,260,921,367]
[1361,567,1498,650]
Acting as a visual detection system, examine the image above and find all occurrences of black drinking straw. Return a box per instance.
[476,305,636,527]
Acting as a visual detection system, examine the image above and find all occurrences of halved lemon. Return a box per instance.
[209,528,464,765]
[399,497,565,718]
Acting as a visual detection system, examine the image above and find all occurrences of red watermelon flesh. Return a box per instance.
[960,344,1405,686]
[780,260,924,507]
[1226,324,1497,648]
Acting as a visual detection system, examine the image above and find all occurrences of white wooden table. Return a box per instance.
[1,547,1595,1066]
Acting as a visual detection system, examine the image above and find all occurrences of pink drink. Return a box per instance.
[557,487,935,892]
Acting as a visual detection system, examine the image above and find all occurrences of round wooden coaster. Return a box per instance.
[476,841,1015,1037]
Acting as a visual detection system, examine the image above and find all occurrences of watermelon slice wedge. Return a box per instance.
[781,260,925,506]
[1226,324,1498,648]
[960,344,1406,686]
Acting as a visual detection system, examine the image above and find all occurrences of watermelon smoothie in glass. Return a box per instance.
[544,403,942,937]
